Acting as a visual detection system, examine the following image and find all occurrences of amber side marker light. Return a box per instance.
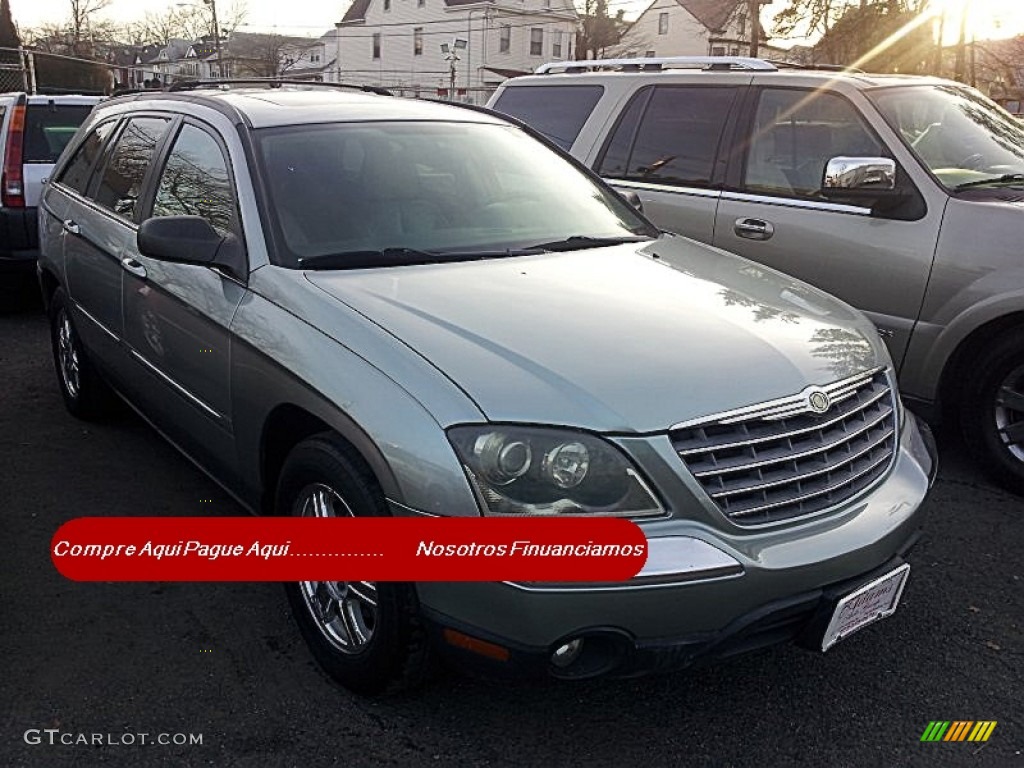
[442,629,511,661]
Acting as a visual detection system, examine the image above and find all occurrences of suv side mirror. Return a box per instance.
[821,156,903,204]
[137,216,246,280]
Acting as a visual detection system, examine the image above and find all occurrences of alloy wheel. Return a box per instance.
[994,363,1024,462]
[296,483,378,654]
[57,309,81,400]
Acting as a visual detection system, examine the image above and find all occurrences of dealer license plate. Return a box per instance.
[821,564,910,651]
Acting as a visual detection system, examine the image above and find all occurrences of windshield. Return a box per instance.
[870,85,1024,190]
[256,121,656,268]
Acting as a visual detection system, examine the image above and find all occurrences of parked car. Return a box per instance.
[38,83,935,695]
[488,57,1024,495]
[0,93,101,296]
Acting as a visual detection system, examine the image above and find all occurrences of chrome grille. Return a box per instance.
[671,368,897,526]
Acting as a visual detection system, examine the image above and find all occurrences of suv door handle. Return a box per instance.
[62,219,81,236]
[121,257,147,279]
[734,218,775,241]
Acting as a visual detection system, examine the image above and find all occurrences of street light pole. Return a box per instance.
[205,0,223,78]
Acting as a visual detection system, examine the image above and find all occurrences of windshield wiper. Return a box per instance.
[299,248,446,270]
[298,246,546,270]
[953,174,1024,192]
[525,235,653,252]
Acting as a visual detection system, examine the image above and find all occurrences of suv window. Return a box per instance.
[596,85,736,188]
[491,85,604,151]
[55,120,117,195]
[93,117,171,220]
[151,124,236,236]
[24,104,95,164]
[743,88,884,199]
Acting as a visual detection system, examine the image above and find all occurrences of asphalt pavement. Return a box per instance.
[1,297,1021,768]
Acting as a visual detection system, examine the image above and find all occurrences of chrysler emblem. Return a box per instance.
[807,388,831,414]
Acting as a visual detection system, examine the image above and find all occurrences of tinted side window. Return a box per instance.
[744,88,884,199]
[596,87,652,177]
[491,85,604,151]
[93,117,171,220]
[54,120,117,194]
[604,86,736,188]
[151,124,236,236]
[24,104,95,163]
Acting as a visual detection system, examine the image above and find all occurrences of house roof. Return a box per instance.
[340,0,372,23]
[341,0,493,22]
[677,0,741,33]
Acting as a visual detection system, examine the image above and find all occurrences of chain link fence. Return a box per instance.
[0,49,30,93]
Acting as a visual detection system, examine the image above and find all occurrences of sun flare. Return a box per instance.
[930,0,1024,43]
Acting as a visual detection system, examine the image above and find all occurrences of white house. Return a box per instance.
[616,0,756,59]
[333,0,579,102]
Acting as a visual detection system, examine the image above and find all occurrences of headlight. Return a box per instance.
[448,425,664,517]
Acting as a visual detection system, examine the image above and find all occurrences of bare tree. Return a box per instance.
[121,1,247,46]
[227,32,314,77]
[69,0,111,44]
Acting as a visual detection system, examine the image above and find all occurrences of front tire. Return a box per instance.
[48,288,114,420]
[961,333,1024,495]
[278,434,433,695]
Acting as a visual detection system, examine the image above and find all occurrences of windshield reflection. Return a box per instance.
[871,85,1024,190]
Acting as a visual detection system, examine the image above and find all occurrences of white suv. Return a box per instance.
[0,93,101,295]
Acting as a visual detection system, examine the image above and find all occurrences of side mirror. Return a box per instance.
[137,216,245,279]
[618,189,644,213]
[821,156,902,203]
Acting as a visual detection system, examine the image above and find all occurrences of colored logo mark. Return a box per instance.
[920,721,997,742]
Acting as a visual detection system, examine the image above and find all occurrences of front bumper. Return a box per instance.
[413,411,937,680]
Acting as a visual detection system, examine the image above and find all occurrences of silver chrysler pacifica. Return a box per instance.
[37,83,937,694]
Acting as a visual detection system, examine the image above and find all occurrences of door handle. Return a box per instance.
[62,219,81,236]
[121,257,147,279]
[734,218,775,241]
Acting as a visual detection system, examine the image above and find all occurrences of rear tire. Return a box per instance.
[48,287,115,420]
[960,333,1024,495]
[278,433,434,695]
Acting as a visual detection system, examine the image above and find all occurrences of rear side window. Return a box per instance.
[597,85,736,188]
[55,120,117,194]
[93,117,171,220]
[24,104,95,164]
[491,85,604,151]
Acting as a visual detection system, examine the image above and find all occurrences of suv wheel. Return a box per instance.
[278,434,433,695]
[961,333,1024,495]
[49,288,114,419]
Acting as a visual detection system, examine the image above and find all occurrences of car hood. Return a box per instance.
[304,236,887,432]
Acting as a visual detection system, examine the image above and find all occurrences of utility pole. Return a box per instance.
[747,0,771,59]
[205,0,223,78]
[932,8,945,76]
[954,1,967,82]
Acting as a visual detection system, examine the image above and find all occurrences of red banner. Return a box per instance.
[51,517,648,582]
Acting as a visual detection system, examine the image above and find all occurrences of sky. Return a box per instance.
[9,0,346,37]
[9,0,1024,44]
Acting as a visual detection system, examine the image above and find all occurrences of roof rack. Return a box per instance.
[772,62,866,74]
[535,56,778,75]
[165,79,393,96]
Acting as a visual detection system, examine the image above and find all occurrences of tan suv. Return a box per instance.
[490,57,1024,495]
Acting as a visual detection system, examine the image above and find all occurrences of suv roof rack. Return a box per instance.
[535,56,778,75]
[165,79,393,96]
[772,61,865,74]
